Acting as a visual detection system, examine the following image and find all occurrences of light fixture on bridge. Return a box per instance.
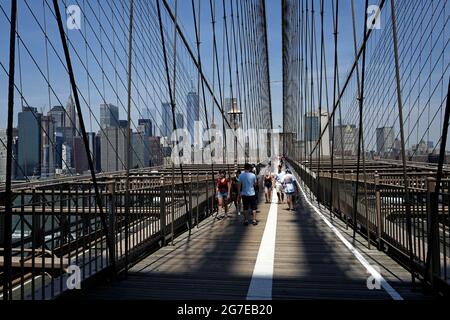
[227,102,243,166]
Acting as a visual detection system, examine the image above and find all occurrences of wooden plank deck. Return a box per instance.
[81,186,429,300]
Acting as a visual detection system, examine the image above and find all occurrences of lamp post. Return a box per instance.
[227,101,243,168]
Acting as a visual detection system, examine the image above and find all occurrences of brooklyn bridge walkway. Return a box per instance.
[80,167,427,300]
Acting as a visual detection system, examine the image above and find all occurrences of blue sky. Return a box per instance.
[0,1,447,151]
[0,0,367,130]
[169,0,368,129]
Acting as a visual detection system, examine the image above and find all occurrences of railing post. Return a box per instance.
[107,181,116,268]
[351,170,358,231]
[206,172,211,216]
[325,171,330,209]
[159,175,167,246]
[426,177,439,286]
[375,173,383,250]
[196,166,199,228]
[0,193,4,247]
[188,172,193,231]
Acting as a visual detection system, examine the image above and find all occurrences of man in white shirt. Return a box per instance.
[275,165,285,204]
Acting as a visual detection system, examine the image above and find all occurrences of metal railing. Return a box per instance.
[0,166,221,300]
[290,159,449,294]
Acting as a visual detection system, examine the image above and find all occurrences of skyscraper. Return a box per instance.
[41,115,56,177]
[143,107,159,136]
[138,119,153,137]
[54,129,64,169]
[62,143,72,172]
[87,132,100,172]
[376,127,394,157]
[73,136,89,174]
[65,95,77,136]
[101,127,128,172]
[100,103,119,129]
[186,92,199,141]
[304,111,330,157]
[0,129,16,182]
[95,133,102,172]
[48,105,66,128]
[119,120,128,129]
[132,132,149,169]
[161,102,173,138]
[176,113,184,131]
[18,106,42,179]
[149,136,163,167]
[334,124,359,156]
[305,113,320,141]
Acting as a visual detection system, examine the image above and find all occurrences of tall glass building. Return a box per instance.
[18,107,42,179]
[186,92,199,142]
[100,103,120,129]
[161,102,173,138]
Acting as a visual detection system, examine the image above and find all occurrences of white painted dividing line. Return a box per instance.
[297,182,404,300]
[246,192,279,300]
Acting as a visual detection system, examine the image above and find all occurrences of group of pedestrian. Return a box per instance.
[215,163,259,226]
[267,162,298,211]
[215,160,298,227]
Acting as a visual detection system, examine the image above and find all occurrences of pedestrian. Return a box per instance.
[251,164,260,197]
[275,165,285,204]
[230,170,241,216]
[263,171,274,203]
[238,163,258,226]
[282,169,297,211]
[216,170,231,219]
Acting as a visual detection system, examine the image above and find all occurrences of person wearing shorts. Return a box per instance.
[230,170,241,215]
[275,165,286,204]
[263,172,274,203]
[282,170,297,211]
[216,170,231,219]
[238,163,258,226]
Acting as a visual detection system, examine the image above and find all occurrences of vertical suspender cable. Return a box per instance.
[304,0,387,160]
[351,0,369,241]
[156,0,191,239]
[427,77,450,288]
[317,0,324,203]
[191,0,216,203]
[282,0,286,156]
[171,0,178,242]
[208,0,228,166]
[125,0,134,273]
[352,0,370,247]
[309,0,314,195]
[330,0,339,218]
[390,0,416,287]
[52,0,116,273]
[262,0,273,131]
[223,0,234,172]
[3,0,17,301]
